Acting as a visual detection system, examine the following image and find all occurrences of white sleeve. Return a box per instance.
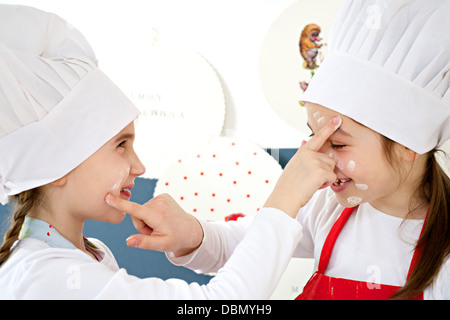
[100,208,302,299]
[169,189,339,272]
[93,209,300,299]
[11,208,302,299]
[166,213,254,274]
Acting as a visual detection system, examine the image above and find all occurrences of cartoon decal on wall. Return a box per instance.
[259,0,344,136]
[299,23,324,94]
[299,23,323,70]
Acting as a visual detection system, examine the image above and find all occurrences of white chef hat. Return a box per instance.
[0,5,140,204]
[301,0,450,155]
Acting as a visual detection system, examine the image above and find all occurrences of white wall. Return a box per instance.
[2,0,307,148]
[3,0,449,160]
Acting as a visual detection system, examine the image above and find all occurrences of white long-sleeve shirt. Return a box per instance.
[169,189,450,300]
[0,209,302,299]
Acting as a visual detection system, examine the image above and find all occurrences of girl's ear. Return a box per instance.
[400,145,420,162]
[50,175,67,187]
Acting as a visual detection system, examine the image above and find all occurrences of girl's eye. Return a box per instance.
[331,143,345,149]
[309,132,346,149]
[117,140,126,148]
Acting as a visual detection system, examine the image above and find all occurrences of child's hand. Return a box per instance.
[264,116,342,218]
[105,193,203,257]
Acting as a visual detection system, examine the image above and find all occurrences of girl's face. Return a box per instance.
[64,122,145,224]
[305,102,405,209]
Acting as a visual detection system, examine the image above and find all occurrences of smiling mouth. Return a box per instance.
[333,178,352,186]
[120,184,134,198]
[120,188,131,197]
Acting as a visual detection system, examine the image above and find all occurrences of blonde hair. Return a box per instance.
[0,189,42,265]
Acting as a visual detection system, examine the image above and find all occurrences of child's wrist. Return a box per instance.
[263,192,303,218]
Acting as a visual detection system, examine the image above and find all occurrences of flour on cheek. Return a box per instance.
[347,160,356,172]
[347,196,362,206]
[109,167,129,194]
[355,183,369,191]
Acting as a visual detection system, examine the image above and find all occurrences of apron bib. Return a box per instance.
[296,206,425,300]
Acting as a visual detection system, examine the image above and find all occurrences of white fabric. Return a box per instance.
[0,5,139,204]
[301,0,450,154]
[171,189,450,300]
[0,209,302,299]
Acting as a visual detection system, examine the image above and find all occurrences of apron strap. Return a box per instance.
[317,206,356,274]
[317,206,429,278]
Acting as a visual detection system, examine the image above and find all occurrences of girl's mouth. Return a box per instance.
[120,188,131,198]
[330,178,352,192]
[120,184,133,198]
[333,178,352,186]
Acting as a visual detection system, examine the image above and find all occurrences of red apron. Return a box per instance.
[296,206,425,300]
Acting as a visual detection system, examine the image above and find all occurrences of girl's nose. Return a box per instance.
[317,143,331,155]
[130,151,146,177]
[318,145,341,173]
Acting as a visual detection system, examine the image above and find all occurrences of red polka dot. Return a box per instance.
[227,199,231,203]
[180,196,184,200]
[248,171,252,175]
[47,232,50,236]
[219,173,223,177]
[212,193,216,197]
[210,208,214,212]
[200,172,204,176]
[194,192,198,196]
[197,154,201,158]
[178,159,182,163]
[246,194,250,198]
[184,176,188,180]
[212,154,216,158]
[265,180,269,183]
[165,182,169,186]
[254,152,257,156]
[193,209,197,212]
[236,161,239,165]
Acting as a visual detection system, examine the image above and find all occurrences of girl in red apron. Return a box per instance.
[296,207,426,300]
[149,0,450,300]
[294,0,450,300]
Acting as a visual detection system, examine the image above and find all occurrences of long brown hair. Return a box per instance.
[0,189,42,265]
[382,138,450,299]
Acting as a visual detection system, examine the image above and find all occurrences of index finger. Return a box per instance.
[304,116,342,151]
[105,193,145,219]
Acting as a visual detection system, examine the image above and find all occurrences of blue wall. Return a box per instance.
[0,148,296,284]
